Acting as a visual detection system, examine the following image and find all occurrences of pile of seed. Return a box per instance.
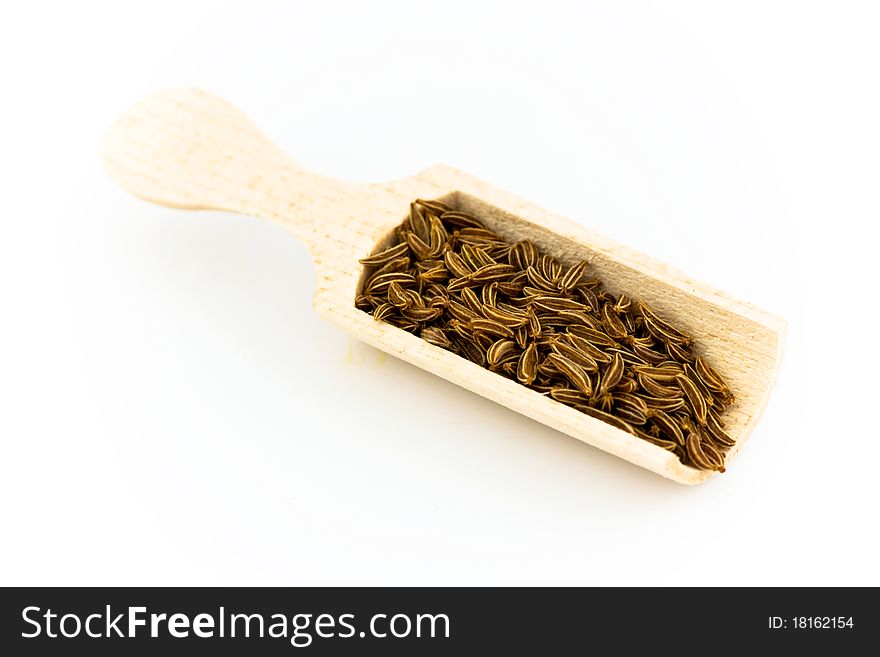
[356,198,735,471]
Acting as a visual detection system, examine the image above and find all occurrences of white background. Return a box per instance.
[1,1,878,586]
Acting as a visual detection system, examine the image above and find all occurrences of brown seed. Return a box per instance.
[460,287,483,315]
[531,296,588,313]
[446,300,478,323]
[613,393,648,416]
[564,333,613,364]
[666,340,695,364]
[557,311,601,329]
[446,277,473,293]
[415,197,453,214]
[440,210,484,228]
[428,214,449,247]
[550,341,599,372]
[421,327,452,349]
[577,406,636,435]
[632,364,682,383]
[650,410,685,445]
[522,285,566,299]
[468,318,514,339]
[388,317,418,332]
[509,241,539,270]
[686,431,722,471]
[405,231,432,260]
[444,251,472,278]
[641,395,686,413]
[695,355,735,403]
[514,325,530,349]
[625,334,655,349]
[365,272,417,295]
[408,203,430,239]
[482,304,529,328]
[705,411,735,447]
[458,227,504,244]
[371,257,411,279]
[677,375,708,425]
[480,282,498,307]
[527,308,542,337]
[599,353,625,397]
[461,244,495,269]
[471,263,517,283]
[456,338,486,366]
[636,301,692,342]
[637,373,683,398]
[632,343,668,364]
[388,282,411,309]
[700,440,727,472]
[418,265,449,284]
[684,363,715,408]
[574,286,600,313]
[602,303,629,339]
[545,353,593,396]
[355,294,377,312]
[525,266,557,291]
[473,331,495,351]
[358,242,409,266]
[558,260,590,292]
[643,436,680,452]
[538,255,562,283]
[608,347,646,367]
[615,402,647,426]
[487,339,517,366]
[517,342,538,385]
[643,316,676,344]
[373,302,396,322]
[566,325,618,348]
[549,387,591,405]
[495,281,524,296]
[401,306,443,322]
[708,406,726,429]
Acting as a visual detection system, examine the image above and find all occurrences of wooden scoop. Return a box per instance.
[102,88,785,484]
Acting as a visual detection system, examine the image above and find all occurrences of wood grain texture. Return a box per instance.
[102,88,786,485]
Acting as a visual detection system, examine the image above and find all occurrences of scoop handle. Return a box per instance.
[101,88,351,257]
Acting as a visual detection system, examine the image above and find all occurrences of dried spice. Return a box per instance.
[356,199,735,472]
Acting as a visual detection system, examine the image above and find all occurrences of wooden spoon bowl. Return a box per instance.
[102,88,785,484]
